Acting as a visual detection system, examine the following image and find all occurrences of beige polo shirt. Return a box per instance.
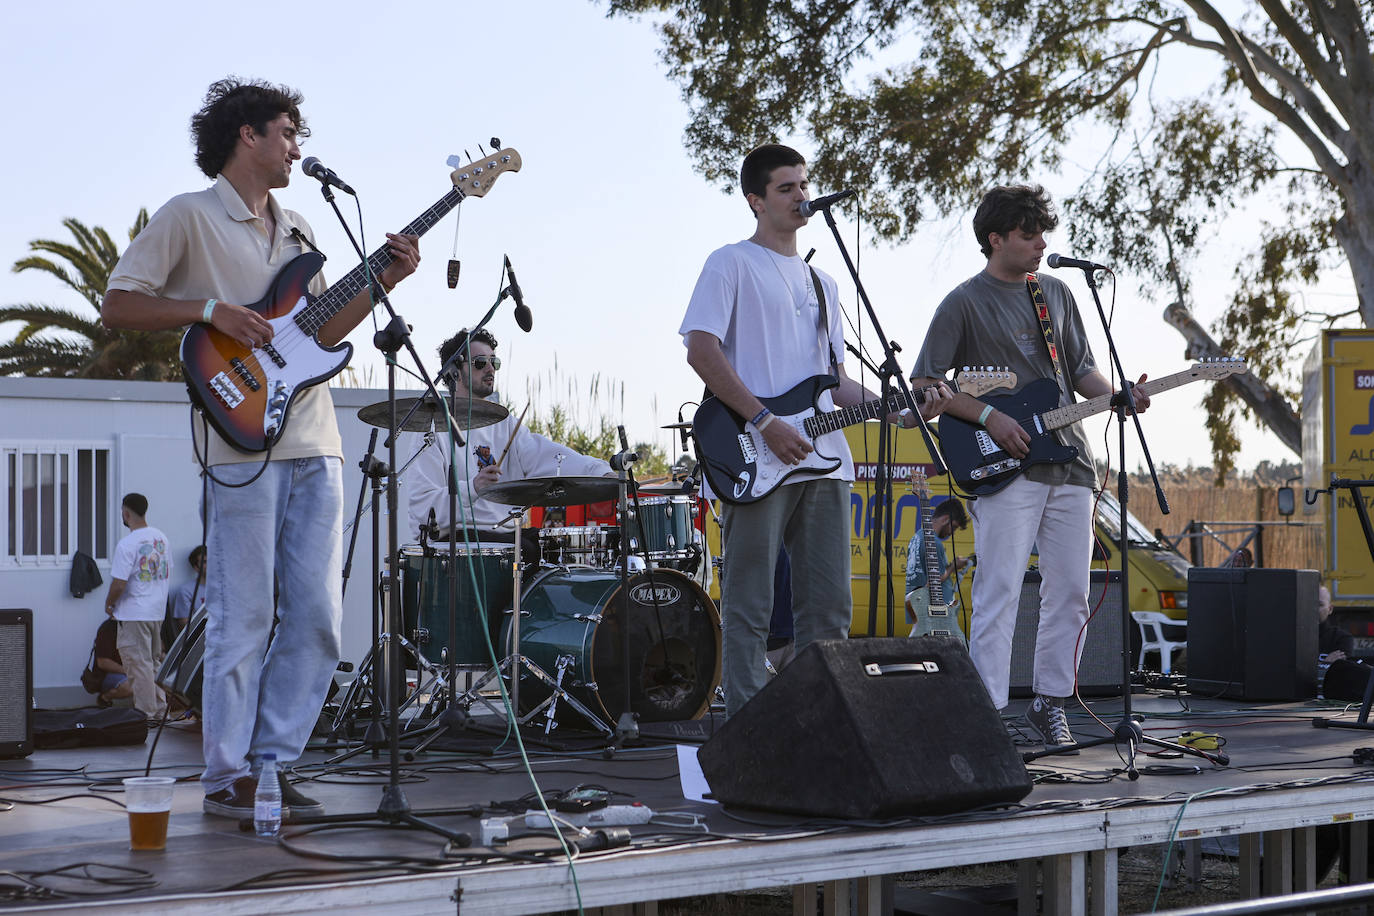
[107,177,343,466]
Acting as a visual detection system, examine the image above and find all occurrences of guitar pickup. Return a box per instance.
[228,357,262,392]
[208,372,246,409]
[261,343,286,368]
[970,457,1021,480]
[737,433,758,462]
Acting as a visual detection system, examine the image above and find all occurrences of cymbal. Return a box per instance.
[478,475,620,507]
[661,422,694,430]
[357,396,508,432]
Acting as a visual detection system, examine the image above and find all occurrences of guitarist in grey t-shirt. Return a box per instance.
[910,185,1149,752]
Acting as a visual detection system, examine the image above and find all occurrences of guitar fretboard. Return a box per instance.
[918,504,945,605]
[1040,361,1245,431]
[293,187,467,337]
[804,391,915,438]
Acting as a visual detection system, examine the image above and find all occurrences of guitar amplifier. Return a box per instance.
[1186,568,1318,701]
[0,610,33,758]
[1009,570,1125,698]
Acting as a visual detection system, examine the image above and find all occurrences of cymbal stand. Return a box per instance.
[608,425,681,748]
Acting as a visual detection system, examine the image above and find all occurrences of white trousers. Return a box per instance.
[967,477,1093,709]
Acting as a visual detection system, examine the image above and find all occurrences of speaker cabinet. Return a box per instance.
[1009,570,1125,698]
[697,637,1032,818]
[1186,568,1318,701]
[0,609,33,758]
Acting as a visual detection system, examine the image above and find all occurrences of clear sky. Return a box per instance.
[1,0,1344,474]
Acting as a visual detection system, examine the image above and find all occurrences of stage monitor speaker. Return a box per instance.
[1009,570,1124,698]
[1186,568,1318,701]
[0,609,33,759]
[697,637,1032,819]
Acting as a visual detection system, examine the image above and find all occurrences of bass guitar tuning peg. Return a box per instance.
[489,136,501,149]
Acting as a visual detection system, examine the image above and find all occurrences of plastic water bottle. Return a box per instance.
[254,753,282,838]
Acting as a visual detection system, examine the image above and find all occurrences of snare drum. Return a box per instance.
[625,494,696,561]
[397,543,514,666]
[503,566,721,727]
[538,525,616,567]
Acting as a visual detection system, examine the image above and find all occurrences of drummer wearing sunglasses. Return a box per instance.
[405,327,612,542]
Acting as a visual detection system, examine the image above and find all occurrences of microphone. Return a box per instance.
[1046,253,1108,272]
[678,409,689,452]
[301,157,356,195]
[798,189,856,218]
[504,255,533,332]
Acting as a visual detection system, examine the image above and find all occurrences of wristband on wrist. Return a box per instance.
[977,404,994,426]
[201,298,218,323]
[756,413,776,432]
[751,407,771,426]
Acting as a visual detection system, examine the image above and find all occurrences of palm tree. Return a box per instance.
[0,211,183,380]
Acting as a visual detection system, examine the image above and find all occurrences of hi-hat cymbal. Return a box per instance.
[661,422,694,430]
[357,396,508,432]
[478,475,619,507]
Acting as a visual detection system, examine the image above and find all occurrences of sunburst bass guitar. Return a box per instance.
[180,148,522,452]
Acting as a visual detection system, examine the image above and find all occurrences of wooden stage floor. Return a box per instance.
[4,690,1374,915]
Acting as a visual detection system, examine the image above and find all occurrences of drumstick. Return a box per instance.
[495,403,530,470]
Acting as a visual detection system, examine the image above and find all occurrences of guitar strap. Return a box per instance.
[810,266,839,378]
[1025,273,1065,383]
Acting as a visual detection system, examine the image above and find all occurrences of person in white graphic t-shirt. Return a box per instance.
[105,493,172,719]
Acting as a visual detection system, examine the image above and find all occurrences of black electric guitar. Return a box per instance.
[180,149,522,452]
[940,358,1248,497]
[905,468,964,639]
[693,368,1015,505]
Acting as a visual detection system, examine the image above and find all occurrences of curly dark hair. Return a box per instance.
[438,327,499,385]
[190,77,309,179]
[971,184,1059,257]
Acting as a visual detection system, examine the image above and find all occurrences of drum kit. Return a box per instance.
[327,400,721,743]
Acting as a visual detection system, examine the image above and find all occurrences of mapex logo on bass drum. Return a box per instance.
[631,582,682,605]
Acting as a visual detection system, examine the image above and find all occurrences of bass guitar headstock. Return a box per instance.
[449,148,522,198]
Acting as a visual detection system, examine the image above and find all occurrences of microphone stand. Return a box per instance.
[402,281,529,757]
[297,178,473,844]
[846,341,898,637]
[814,204,942,636]
[1021,265,1226,775]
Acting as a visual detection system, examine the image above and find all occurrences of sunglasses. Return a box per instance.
[467,356,501,370]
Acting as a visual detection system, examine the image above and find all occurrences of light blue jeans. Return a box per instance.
[719,478,852,717]
[201,457,343,793]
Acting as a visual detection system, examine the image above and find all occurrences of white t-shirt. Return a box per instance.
[679,239,853,484]
[405,397,612,536]
[110,526,172,622]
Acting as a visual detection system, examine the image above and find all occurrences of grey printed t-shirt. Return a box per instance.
[911,270,1099,488]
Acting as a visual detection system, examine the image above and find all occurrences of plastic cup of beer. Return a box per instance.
[123,776,175,851]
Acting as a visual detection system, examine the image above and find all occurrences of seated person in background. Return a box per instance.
[169,545,208,635]
[1318,584,1355,662]
[93,618,132,706]
[406,327,611,543]
[905,498,971,637]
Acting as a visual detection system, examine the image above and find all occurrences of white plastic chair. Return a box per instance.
[1133,611,1188,674]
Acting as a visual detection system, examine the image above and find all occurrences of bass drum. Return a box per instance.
[156,605,207,715]
[505,567,721,726]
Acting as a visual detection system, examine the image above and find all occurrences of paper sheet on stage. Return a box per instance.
[677,744,715,803]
